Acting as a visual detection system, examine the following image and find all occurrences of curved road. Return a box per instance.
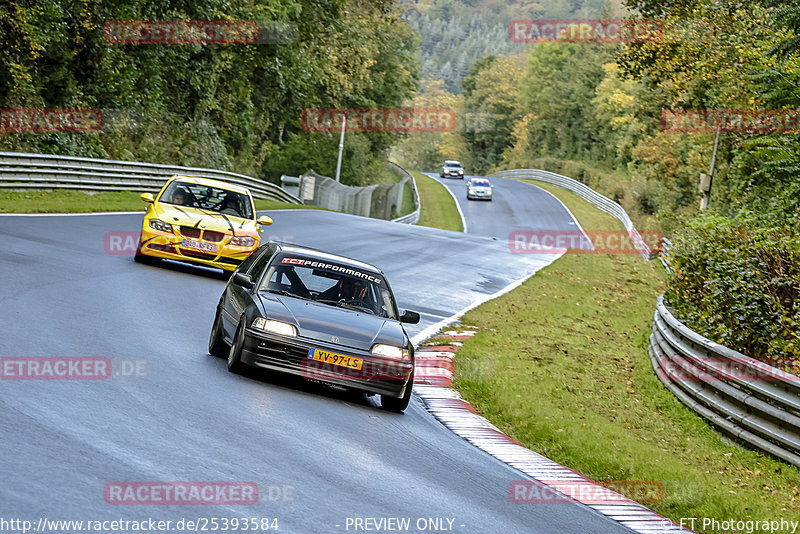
[423,172,583,240]
[0,180,633,533]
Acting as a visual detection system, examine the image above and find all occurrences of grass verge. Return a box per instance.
[254,199,325,211]
[400,181,415,217]
[441,179,800,531]
[411,171,463,232]
[0,189,319,214]
[0,190,147,213]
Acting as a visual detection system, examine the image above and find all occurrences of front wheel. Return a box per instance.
[227,320,248,374]
[208,307,230,358]
[381,374,414,413]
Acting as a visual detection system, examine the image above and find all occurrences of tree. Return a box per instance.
[460,52,526,173]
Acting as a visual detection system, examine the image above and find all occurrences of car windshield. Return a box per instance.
[445,161,462,167]
[258,255,398,320]
[159,180,254,219]
[471,180,490,187]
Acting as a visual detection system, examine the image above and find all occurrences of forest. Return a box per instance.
[392,0,800,364]
[0,0,418,185]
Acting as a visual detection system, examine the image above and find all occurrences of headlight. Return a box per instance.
[252,317,297,337]
[148,219,173,233]
[231,236,257,247]
[458,169,464,174]
[371,344,410,360]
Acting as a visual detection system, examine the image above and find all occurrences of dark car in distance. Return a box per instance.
[440,160,465,179]
[209,241,420,412]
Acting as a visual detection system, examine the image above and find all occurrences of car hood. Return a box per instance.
[469,185,491,192]
[153,203,256,235]
[258,293,406,351]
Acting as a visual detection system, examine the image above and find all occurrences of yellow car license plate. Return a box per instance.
[308,348,363,370]
[182,238,217,253]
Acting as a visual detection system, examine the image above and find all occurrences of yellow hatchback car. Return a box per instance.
[135,175,273,271]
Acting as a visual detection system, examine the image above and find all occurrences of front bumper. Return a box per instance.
[241,329,413,399]
[138,228,257,271]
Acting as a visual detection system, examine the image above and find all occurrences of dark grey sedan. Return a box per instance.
[209,241,420,412]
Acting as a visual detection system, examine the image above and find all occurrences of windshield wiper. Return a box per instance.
[264,289,311,301]
[315,299,373,314]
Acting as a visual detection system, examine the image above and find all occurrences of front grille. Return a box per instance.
[255,339,309,364]
[181,250,216,260]
[148,243,176,253]
[180,226,201,239]
[203,230,225,242]
[219,257,242,266]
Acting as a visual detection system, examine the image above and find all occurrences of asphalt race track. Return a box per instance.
[0,180,636,533]
[423,173,583,239]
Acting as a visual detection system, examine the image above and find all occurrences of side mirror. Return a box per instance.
[232,272,255,290]
[400,310,420,324]
[140,193,154,203]
[257,216,273,226]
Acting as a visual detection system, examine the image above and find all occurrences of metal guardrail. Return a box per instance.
[649,295,800,467]
[489,168,651,260]
[387,162,420,225]
[495,167,800,465]
[0,151,302,203]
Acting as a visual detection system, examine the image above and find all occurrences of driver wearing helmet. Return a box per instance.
[220,193,242,216]
[171,187,190,206]
[320,277,367,303]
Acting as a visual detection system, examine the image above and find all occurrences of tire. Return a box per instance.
[227,320,248,374]
[208,307,230,358]
[381,374,414,413]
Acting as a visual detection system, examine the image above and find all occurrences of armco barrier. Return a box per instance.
[649,295,800,467]
[489,169,651,260]
[387,161,420,224]
[494,167,800,466]
[0,151,301,203]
